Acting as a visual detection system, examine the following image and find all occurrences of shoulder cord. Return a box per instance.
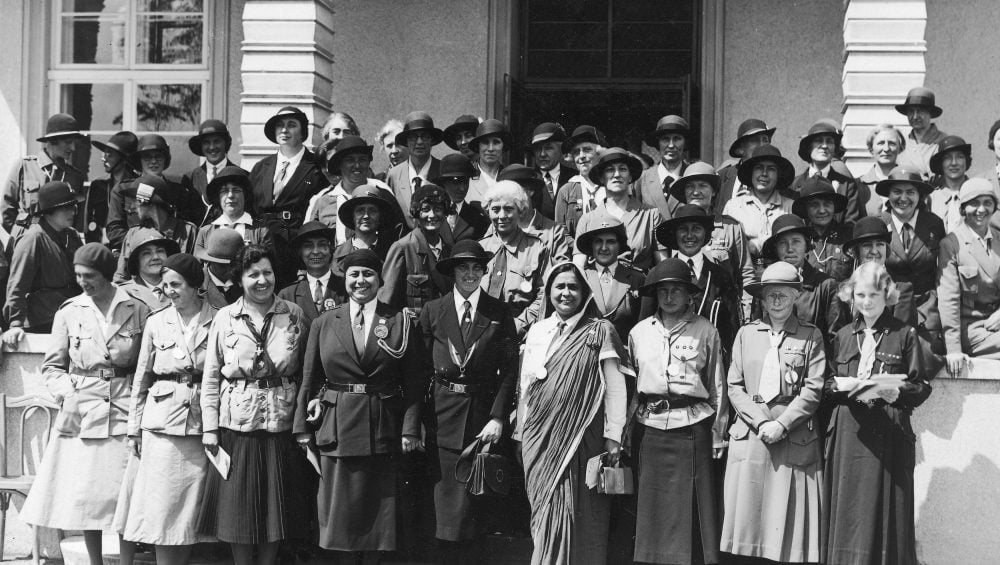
[377,311,410,359]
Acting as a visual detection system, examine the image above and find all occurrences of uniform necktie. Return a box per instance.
[662,176,674,197]
[353,308,366,357]
[545,174,555,198]
[687,258,696,279]
[430,245,441,260]
[758,330,784,402]
[812,170,823,179]
[273,161,290,198]
[413,176,423,192]
[461,300,472,341]
[901,223,912,252]
[556,321,567,336]
[208,164,218,183]
[600,266,612,285]
[858,328,878,380]
[313,279,325,312]
[547,321,567,356]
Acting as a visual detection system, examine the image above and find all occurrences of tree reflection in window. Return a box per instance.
[136,84,201,132]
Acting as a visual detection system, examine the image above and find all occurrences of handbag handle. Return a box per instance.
[454,437,492,483]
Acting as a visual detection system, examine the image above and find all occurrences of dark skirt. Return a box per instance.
[824,402,918,565]
[634,419,719,565]
[318,453,399,551]
[196,429,311,544]
[567,408,612,565]
[434,446,477,541]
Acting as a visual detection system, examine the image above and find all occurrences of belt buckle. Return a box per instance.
[752,394,764,403]
[100,369,113,381]
[280,211,293,221]
[452,382,468,394]
[349,383,367,394]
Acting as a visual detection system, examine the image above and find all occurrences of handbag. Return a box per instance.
[597,461,634,495]
[454,438,515,497]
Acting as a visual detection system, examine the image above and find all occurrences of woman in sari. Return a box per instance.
[518,262,631,565]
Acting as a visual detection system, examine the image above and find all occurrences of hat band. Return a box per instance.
[43,130,85,138]
[531,133,552,144]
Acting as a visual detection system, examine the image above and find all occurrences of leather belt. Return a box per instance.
[639,393,704,415]
[753,395,796,405]
[435,376,493,395]
[325,381,398,396]
[261,210,301,223]
[157,372,202,384]
[73,367,131,380]
[224,376,285,389]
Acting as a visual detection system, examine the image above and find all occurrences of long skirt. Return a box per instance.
[20,433,128,530]
[196,429,310,544]
[634,420,719,565]
[317,453,398,551]
[824,402,917,565]
[434,446,477,541]
[721,428,823,562]
[114,432,213,545]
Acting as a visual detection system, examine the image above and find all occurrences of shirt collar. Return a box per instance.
[213,212,254,227]
[599,260,619,276]
[83,286,131,318]
[658,161,684,182]
[408,158,432,183]
[454,287,482,315]
[306,270,332,290]
[675,249,704,274]
[349,298,377,319]
[890,209,919,232]
[276,146,306,167]
[209,270,232,289]
[808,164,832,177]
[553,306,587,334]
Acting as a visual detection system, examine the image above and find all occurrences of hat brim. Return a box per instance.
[327,145,374,174]
[728,127,776,158]
[843,232,892,257]
[894,103,943,119]
[760,226,814,261]
[394,127,444,149]
[744,279,803,299]
[337,195,394,229]
[575,225,630,255]
[562,131,603,154]
[206,173,253,205]
[37,131,88,143]
[588,154,643,185]
[194,247,232,264]
[643,127,690,148]
[928,144,972,175]
[654,216,716,250]
[669,173,722,204]
[289,227,337,250]
[91,139,128,157]
[264,112,310,144]
[736,154,796,190]
[797,131,844,162]
[127,237,181,276]
[36,193,86,215]
[443,122,480,150]
[469,130,513,154]
[874,178,934,198]
[639,277,699,297]
[791,191,848,218]
[188,131,232,157]
[435,253,493,276]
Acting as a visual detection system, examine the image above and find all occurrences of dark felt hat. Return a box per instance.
[654,204,715,250]
[874,166,934,198]
[498,164,545,194]
[91,131,138,159]
[206,166,253,205]
[895,86,943,118]
[737,144,796,191]
[128,134,172,170]
[326,135,374,173]
[668,161,721,204]
[122,174,175,209]
[394,111,444,148]
[575,212,629,255]
[562,125,607,154]
[527,122,566,148]
[729,118,776,158]
[161,253,205,289]
[791,175,848,218]
[290,220,337,250]
[342,248,383,275]
[188,119,232,156]
[264,106,310,144]
[639,258,699,296]
[74,243,116,282]
[126,227,180,277]
[195,228,245,264]
[337,185,395,229]
[435,239,493,276]
[928,135,972,175]
[797,119,843,162]
[36,181,84,215]
[761,214,813,260]
[432,153,477,184]
[745,261,802,299]
[644,115,690,147]
[468,119,512,153]
[37,113,88,142]
[588,148,643,185]
[843,216,891,256]
[443,115,480,150]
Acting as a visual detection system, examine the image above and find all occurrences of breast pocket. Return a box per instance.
[958,265,980,308]
[141,380,193,433]
[152,338,182,373]
[669,338,702,379]
[783,423,821,467]
[405,273,431,309]
[782,348,807,391]
[874,350,905,374]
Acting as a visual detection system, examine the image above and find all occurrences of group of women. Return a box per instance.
[15,105,1000,565]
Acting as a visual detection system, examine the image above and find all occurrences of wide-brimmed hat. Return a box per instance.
[843,216,891,256]
[875,166,933,198]
[639,258,699,296]
[668,161,721,204]
[797,119,843,162]
[128,134,172,170]
[206,166,253,205]
[644,115,689,147]
[761,214,813,260]
[728,118,776,158]
[337,184,395,229]
[432,153,477,184]
[959,177,998,208]
[443,115,480,150]
[91,131,138,159]
[468,119,512,153]
[122,174,175,209]
[745,261,802,299]
[126,227,180,277]
[195,228,244,264]
[188,119,232,156]
[37,113,88,142]
[575,212,629,255]
[895,86,943,118]
[929,135,972,176]
[36,181,84,215]
[290,220,337,250]
[527,122,567,148]
[394,111,444,148]
[326,135,373,173]
[497,164,545,194]
[588,147,643,185]
[791,176,848,218]
[562,125,607,154]
[264,106,310,144]
[435,239,493,276]
[737,144,795,190]
[654,204,715,250]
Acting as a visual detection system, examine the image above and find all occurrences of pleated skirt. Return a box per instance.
[20,433,128,530]
[634,420,719,565]
[196,429,311,544]
[317,454,398,551]
[721,432,823,563]
[114,432,214,545]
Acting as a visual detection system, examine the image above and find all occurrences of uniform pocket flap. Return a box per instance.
[958,265,979,279]
[786,424,818,446]
[149,380,175,400]
[406,274,429,286]
[728,418,751,440]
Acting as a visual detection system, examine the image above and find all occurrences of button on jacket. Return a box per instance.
[200,297,309,433]
[129,302,217,437]
[44,288,150,439]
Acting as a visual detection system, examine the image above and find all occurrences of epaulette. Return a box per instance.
[22,155,38,163]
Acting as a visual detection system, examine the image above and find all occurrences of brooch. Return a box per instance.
[323,299,336,311]
[519,280,533,293]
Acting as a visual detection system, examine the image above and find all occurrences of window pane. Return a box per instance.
[135,13,204,64]
[136,83,201,132]
[527,51,607,79]
[613,0,693,22]
[61,83,125,131]
[528,23,606,50]
[527,0,607,23]
[63,0,129,13]
[149,134,199,175]
[612,51,692,78]
[137,0,204,13]
[613,23,693,50]
[60,15,128,64]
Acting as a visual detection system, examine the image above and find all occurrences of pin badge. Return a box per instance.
[374,319,389,339]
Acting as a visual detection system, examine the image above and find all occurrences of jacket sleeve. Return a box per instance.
[726,328,772,430]
[3,233,38,328]
[200,312,226,433]
[554,184,571,234]
[708,329,729,448]
[937,236,963,355]
[775,328,825,432]
[896,325,932,409]
[105,182,130,250]
[293,315,323,435]
[824,331,850,403]
[1,161,22,233]
[490,307,520,421]
[823,279,847,353]
[401,314,431,438]
[549,223,574,264]
[376,241,406,311]
[128,321,157,437]
[42,307,75,402]
[843,177,864,224]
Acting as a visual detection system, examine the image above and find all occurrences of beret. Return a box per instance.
[74,243,116,282]
[162,253,204,289]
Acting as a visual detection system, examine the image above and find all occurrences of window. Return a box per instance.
[49,0,209,178]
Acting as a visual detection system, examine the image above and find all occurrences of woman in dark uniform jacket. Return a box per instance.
[417,240,518,564]
[792,176,854,282]
[576,212,647,341]
[824,262,931,565]
[294,249,427,558]
[278,221,344,326]
[331,185,399,283]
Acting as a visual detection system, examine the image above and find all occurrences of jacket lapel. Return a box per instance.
[361,307,392,366]
[193,303,214,352]
[333,307,363,367]
[274,151,315,205]
[441,294,467,354]
[258,157,277,208]
[604,267,629,312]
[906,213,929,260]
[105,302,136,345]
[464,298,492,348]
[583,267,608,314]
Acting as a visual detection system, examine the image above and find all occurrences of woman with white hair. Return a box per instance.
[859,124,906,217]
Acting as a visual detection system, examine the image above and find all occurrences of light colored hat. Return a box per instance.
[745,261,802,298]
[959,177,998,207]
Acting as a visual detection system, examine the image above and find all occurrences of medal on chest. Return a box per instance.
[373,319,389,339]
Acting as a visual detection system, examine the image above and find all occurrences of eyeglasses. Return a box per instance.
[763,291,793,303]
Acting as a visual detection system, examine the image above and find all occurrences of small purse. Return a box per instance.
[454,438,515,497]
[597,461,634,495]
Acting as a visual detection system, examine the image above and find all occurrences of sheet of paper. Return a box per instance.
[206,446,231,480]
[305,445,322,475]
[585,452,607,489]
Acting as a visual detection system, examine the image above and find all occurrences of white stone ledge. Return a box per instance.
[845,52,925,72]
[845,1,927,20]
